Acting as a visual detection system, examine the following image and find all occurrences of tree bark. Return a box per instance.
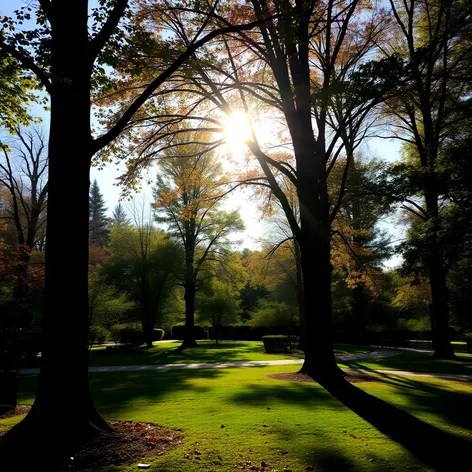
[294,128,343,383]
[429,249,454,359]
[0,1,109,465]
[294,240,306,350]
[424,180,455,359]
[181,281,198,349]
[180,245,198,349]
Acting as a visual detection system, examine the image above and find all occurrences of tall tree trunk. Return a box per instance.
[429,250,454,358]
[1,2,109,466]
[295,132,343,383]
[294,240,306,350]
[424,181,455,359]
[181,282,198,349]
[180,247,198,349]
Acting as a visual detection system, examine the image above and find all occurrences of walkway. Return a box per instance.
[346,368,472,382]
[19,349,398,374]
[19,348,472,381]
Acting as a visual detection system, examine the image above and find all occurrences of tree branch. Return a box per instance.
[0,41,52,94]
[92,16,275,153]
[89,0,129,63]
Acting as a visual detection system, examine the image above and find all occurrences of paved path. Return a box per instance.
[346,368,472,382]
[20,350,398,374]
[19,348,472,381]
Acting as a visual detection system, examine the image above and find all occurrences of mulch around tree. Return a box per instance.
[267,372,377,383]
[58,421,184,471]
[0,404,31,419]
[0,410,183,470]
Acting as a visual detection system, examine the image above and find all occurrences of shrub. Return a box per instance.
[262,335,291,353]
[88,325,109,347]
[110,323,144,347]
[152,328,165,341]
[110,324,125,344]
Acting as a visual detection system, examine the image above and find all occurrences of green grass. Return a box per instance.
[407,340,469,353]
[87,341,370,367]
[339,350,472,376]
[6,343,472,470]
[1,366,452,472]
[356,372,472,441]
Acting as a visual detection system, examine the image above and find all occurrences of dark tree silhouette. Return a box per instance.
[0,2,272,464]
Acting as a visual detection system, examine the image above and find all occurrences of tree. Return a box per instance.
[114,0,403,382]
[88,268,134,346]
[239,249,270,322]
[153,138,244,349]
[89,179,109,247]
[383,0,472,358]
[197,252,246,343]
[0,126,48,299]
[104,199,183,347]
[249,300,299,339]
[0,1,266,458]
[330,157,392,341]
[392,273,433,332]
[197,283,240,344]
[110,201,129,227]
[0,52,42,136]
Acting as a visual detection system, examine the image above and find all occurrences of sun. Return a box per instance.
[223,111,252,146]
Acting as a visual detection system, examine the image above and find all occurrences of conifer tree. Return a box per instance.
[89,179,109,247]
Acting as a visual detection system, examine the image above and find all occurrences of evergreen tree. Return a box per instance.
[89,180,109,247]
[111,202,129,227]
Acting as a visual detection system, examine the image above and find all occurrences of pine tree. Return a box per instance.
[111,202,129,227]
[89,179,109,247]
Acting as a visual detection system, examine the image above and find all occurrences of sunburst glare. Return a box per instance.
[223,111,252,147]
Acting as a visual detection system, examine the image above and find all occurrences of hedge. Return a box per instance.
[262,335,294,353]
[110,323,144,347]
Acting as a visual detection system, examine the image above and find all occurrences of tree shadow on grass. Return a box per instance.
[346,365,472,435]
[88,341,292,367]
[231,374,472,471]
[340,350,472,375]
[1,368,226,470]
[90,367,226,417]
[323,377,472,471]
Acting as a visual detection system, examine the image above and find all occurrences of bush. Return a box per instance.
[262,335,292,353]
[110,323,144,347]
[152,328,165,341]
[88,325,109,347]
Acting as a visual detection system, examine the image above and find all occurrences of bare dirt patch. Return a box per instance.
[268,372,315,383]
[268,372,377,383]
[57,421,183,471]
[0,404,31,419]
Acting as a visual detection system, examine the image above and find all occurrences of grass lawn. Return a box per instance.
[4,338,472,472]
[339,350,472,376]
[6,365,469,471]
[87,341,371,367]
